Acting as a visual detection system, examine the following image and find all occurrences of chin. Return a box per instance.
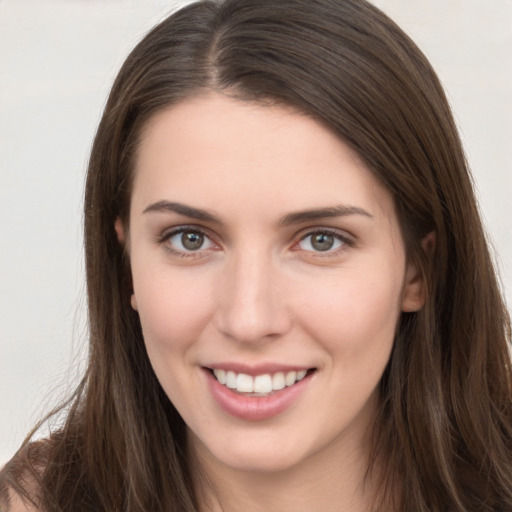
[216,449,306,475]
[192,428,317,476]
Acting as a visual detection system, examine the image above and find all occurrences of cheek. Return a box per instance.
[294,263,403,358]
[131,268,217,408]
[132,266,214,354]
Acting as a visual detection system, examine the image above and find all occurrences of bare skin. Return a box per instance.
[120,93,424,511]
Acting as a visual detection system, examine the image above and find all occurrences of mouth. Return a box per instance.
[206,367,316,397]
[204,365,317,421]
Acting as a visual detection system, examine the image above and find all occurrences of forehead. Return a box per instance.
[131,93,396,224]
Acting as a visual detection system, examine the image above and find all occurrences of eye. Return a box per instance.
[163,228,215,254]
[297,230,349,253]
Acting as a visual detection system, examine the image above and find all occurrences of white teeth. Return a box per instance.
[296,369,307,381]
[213,369,226,384]
[272,372,286,390]
[226,371,237,389]
[236,373,254,393]
[285,371,297,386]
[212,368,310,393]
[254,374,273,393]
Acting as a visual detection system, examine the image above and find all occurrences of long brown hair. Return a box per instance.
[2,1,511,510]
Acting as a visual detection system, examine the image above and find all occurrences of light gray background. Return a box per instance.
[1,0,511,465]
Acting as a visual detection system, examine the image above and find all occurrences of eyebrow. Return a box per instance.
[279,205,373,225]
[143,201,223,224]
[142,200,373,225]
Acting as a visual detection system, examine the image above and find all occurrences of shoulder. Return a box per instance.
[0,464,41,512]
[0,440,51,512]
[0,486,40,512]
[0,431,91,512]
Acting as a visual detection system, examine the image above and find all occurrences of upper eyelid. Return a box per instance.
[292,227,355,254]
[295,226,354,242]
[159,224,214,240]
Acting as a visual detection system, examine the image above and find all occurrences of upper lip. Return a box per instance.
[203,362,314,376]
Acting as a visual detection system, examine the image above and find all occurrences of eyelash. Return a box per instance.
[158,226,216,258]
[294,228,353,255]
[157,226,353,258]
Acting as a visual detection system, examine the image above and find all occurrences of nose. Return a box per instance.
[213,248,291,344]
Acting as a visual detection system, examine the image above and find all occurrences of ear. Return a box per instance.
[114,217,125,244]
[115,217,138,310]
[401,231,435,312]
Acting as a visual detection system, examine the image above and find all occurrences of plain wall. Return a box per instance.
[1,0,511,464]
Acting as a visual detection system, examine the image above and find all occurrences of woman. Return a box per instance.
[1,0,511,510]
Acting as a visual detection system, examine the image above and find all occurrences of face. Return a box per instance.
[122,94,423,478]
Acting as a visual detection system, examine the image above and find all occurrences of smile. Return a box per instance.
[212,369,309,396]
[205,366,316,421]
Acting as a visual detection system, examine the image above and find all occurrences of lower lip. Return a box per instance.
[204,369,314,421]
